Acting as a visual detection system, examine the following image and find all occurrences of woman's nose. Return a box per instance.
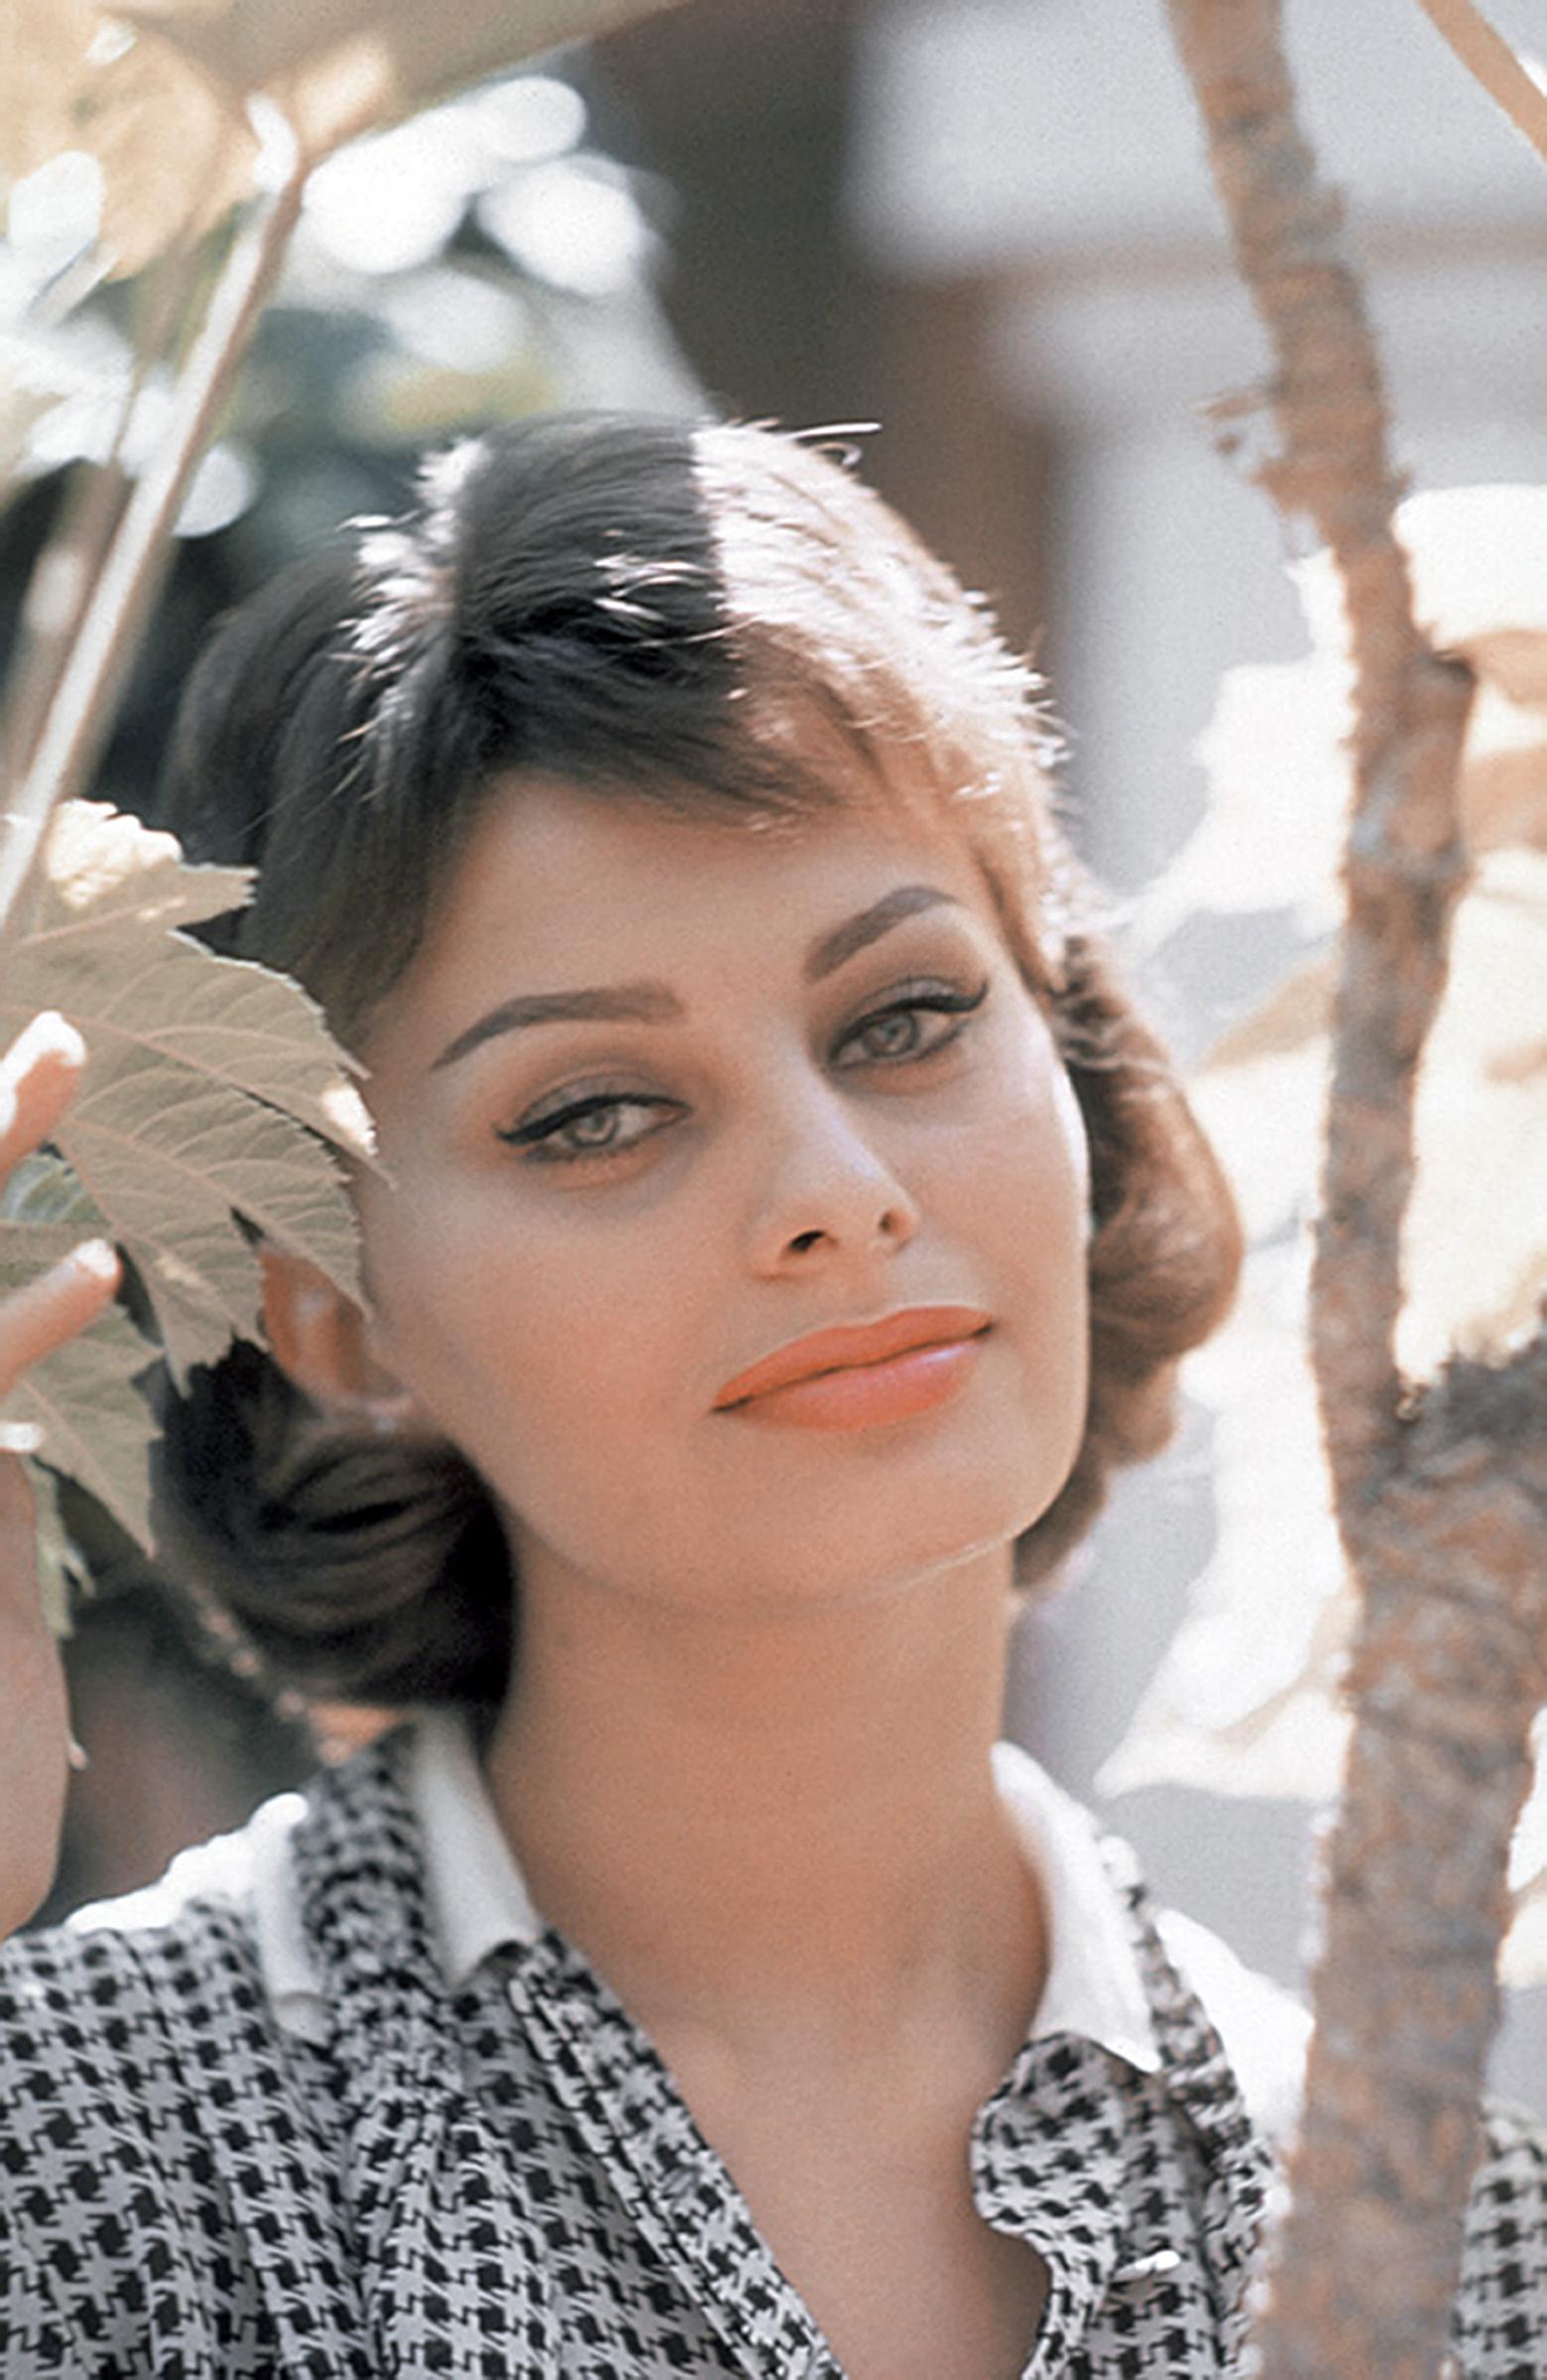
[743,1079,921,1275]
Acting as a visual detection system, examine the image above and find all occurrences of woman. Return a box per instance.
[0,415,1540,2376]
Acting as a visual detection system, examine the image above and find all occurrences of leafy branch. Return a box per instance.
[0,0,683,1612]
[1,0,681,933]
[0,166,306,939]
[1163,2,1547,2374]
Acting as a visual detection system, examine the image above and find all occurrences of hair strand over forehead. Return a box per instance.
[153,410,1241,1705]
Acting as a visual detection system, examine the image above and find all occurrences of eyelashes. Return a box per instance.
[832,976,988,1070]
[498,976,992,1166]
[499,1088,682,1163]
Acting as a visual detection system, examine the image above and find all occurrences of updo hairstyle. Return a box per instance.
[154,413,1242,1706]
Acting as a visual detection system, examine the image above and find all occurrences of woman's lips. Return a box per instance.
[713,1307,993,1433]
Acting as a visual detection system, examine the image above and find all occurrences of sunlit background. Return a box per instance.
[5,0,1544,2104]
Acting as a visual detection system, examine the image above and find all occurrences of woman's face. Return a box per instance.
[353,774,1091,1616]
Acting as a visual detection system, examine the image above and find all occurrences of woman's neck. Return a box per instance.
[481,1546,1046,2063]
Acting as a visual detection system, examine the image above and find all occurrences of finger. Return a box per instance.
[0,1012,87,1176]
[0,1240,120,1399]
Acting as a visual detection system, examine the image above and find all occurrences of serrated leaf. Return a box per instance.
[2,800,368,1384]
[0,1299,155,1552]
[27,802,254,937]
[60,1061,356,1377]
[7,942,371,1158]
[9,805,370,1161]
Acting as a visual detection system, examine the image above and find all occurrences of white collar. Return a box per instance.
[991,1738,1160,2072]
[264,1710,1158,2071]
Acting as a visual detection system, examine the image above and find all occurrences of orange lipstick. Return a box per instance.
[712,1306,992,1433]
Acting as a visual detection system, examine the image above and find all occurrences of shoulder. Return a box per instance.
[0,1752,384,2142]
[0,1799,293,2366]
[2,1783,306,2021]
[1,1724,440,2093]
[0,1786,330,2262]
[0,1767,403,2373]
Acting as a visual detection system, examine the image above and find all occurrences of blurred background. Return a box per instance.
[7,0,1545,2103]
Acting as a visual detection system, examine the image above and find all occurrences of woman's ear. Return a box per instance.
[257,1244,418,1430]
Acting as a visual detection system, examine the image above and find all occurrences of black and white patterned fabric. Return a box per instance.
[2,1726,1543,2376]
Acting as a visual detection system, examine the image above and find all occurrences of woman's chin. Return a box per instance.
[702,1493,1040,1616]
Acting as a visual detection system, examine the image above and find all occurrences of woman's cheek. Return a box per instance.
[1048,1062,1092,1221]
[392,1212,660,1493]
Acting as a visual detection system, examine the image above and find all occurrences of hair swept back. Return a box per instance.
[153,411,1241,1704]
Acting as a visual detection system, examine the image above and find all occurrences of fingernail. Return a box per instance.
[67,1239,119,1282]
[4,1012,85,1076]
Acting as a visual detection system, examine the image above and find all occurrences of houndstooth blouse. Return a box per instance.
[1,1723,1543,2378]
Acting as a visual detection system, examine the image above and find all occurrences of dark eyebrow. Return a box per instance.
[432,883,964,1070]
[803,884,964,981]
[432,983,681,1071]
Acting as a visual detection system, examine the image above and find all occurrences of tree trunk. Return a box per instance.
[1162,3,1547,2372]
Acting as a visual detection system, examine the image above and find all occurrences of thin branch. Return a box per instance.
[1166,0,1475,1470]
[0,225,216,797]
[0,161,306,944]
[1414,0,1547,169]
[0,460,133,799]
[1164,3,1546,2377]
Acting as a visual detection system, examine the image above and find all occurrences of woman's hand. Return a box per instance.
[0,1015,120,1944]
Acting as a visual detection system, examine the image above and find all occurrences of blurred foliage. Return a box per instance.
[1106,484,1547,1981]
[1,43,699,821]
[1,0,681,267]
[0,8,699,1693]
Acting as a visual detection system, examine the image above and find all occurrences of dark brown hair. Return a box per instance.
[154,412,1241,1704]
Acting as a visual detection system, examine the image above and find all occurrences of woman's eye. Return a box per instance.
[498,1092,681,1163]
[835,978,990,1070]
